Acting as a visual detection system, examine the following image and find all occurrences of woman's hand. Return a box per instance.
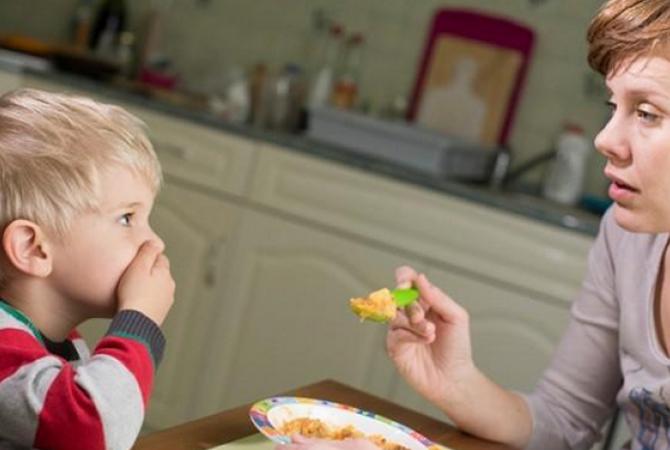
[276,435,378,450]
[387,266,476,408]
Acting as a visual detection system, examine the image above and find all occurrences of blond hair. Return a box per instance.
[0,88,161,285]
[587,0,670,76]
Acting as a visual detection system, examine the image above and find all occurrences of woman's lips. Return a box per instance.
[608,179,639,202]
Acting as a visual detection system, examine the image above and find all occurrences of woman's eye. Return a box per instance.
[119,213,133,226]
[637,108,660,124]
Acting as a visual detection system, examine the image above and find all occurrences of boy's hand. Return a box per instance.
[117,240,176,326]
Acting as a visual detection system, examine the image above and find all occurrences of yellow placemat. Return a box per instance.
[208,433,275,450]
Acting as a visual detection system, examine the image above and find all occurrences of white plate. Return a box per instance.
[249,396,445,450]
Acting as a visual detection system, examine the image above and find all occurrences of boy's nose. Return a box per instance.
[147,230,165,253]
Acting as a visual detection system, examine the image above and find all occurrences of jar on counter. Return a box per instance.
[268,63,306,132]
[330,32,364,110]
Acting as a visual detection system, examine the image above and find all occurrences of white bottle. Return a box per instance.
[542,124,591,205]
[308,23,343,109]
[225,67,250,124]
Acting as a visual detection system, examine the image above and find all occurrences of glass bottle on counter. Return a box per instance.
[71,0,94,50]
[89,0,127,52]
[330,32,364,110]
[308,23,343,110]
[268,63,306,132]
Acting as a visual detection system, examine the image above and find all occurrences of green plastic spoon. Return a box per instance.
[350,287,420,323]
[391,287,419,307]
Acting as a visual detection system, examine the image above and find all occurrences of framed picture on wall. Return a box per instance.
[407,9,535,147]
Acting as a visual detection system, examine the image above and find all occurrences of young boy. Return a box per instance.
[0,88,175,450]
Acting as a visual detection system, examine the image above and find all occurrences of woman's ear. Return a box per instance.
[1,220,53,278]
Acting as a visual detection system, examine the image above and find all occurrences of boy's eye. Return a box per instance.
[119,212,134,226]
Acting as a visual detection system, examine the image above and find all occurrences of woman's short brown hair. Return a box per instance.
[587,0,670,76]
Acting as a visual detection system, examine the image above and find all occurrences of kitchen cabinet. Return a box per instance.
[248,144,594,421]
[191,207,426,419]
[142,183,241,431]
[249,143,593,306]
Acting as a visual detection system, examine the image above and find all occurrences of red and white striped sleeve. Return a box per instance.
[0,306,165,450]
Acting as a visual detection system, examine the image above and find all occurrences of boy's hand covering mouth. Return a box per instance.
[117,240,176,326]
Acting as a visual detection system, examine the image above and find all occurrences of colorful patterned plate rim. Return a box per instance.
[249,396,445,450]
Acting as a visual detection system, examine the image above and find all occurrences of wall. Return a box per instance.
[0,0,609,196]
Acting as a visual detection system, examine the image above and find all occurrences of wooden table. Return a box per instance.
[133,379,512,450]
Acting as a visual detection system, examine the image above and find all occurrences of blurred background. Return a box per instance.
[0,0,609,200]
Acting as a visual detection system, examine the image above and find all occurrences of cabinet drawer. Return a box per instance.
[121,107,257,197]
[250,143,594,305]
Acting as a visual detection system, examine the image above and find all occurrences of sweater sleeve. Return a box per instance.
[522,208,622,450]
[0,309,165,450]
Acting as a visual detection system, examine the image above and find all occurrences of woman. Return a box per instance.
[280,0,670,448]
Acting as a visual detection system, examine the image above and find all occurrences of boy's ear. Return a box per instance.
[2,220,53,278]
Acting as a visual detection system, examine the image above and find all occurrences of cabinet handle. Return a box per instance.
[155,141,192,160]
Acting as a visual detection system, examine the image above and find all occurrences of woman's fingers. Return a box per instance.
[395,265,418,289]
[389,324,435,345]
[415,273,466,324]
[390,308,435,342]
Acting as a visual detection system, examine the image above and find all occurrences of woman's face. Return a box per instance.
[595,56,670,233]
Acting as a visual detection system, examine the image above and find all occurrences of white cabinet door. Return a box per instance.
[144,182,240,430]
[192,208,426,418]
[250,144,594,306]
[388,264,572,421]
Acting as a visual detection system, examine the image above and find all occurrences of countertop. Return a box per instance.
[17,68,602,236]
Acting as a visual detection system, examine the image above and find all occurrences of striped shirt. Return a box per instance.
[0,301,165,450]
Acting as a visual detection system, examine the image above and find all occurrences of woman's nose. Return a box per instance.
[594,118,630,162]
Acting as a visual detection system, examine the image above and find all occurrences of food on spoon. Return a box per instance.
[350,288,397,323]
[279,418,410,450]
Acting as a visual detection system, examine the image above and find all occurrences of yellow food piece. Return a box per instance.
[350,288,397,322]
[279,418,410,450]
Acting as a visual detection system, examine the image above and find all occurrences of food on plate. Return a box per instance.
[279,418,410,450]
[350,288,397,323]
